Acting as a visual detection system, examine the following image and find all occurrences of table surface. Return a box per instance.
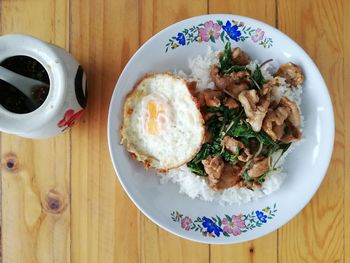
[0,0,349,262]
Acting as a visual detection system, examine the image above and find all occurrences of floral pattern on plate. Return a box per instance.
[171,203,277,238]
[165,20,273,52]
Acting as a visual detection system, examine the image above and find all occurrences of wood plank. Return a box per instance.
[139,1,210,262]
[0,1,70,263]
[278,0,344,262]
[69,0,141,262]
[208,1,278,262]
[209,0,276,26]
[343,0,349,261]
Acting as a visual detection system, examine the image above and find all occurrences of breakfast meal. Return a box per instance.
[121,42,304,204]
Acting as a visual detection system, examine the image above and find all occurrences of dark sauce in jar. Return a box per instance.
[0,56,50,114]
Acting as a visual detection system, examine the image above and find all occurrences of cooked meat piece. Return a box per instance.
[280,120,302,143]
[262,96,302,142]
[196,91,206,108]
[263,108,289,140]
[239,90,258,110]
[274,107,289,125]
[269,100,279,110]
[247,138,261,154]
[260,80,274,96]
[247,157,270,178]
[238,147,253,162]
[237,180,250,188]
[210,65,230,89]
[203,112,215,121]
[203,89,222,107]
[222,136,244,154]
[224,82,249,99]
[275,62,304,87]
[231,47,250,65]
[279,96,301,127]
[224,97,240,109]
[238,180,262,189]
[210,65,250,90]
[202,155,224,180]
[208,164,242,191]
[252,182,262,189]
[187,81,197,96]
[273,122,286,140]
[204,129,212,143]
[238,89,270,132]
[233,71,251,82]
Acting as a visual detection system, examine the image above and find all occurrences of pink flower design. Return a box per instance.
[251,28,265,43]
[222,215,246,236]
[180,216,193,231]
[198,21,222,42]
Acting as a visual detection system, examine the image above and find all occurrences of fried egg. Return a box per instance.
[121,73,204,172]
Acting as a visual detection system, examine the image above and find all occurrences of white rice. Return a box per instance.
[161,48,303,205]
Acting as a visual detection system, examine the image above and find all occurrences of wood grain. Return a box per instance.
[209,0,276,27]
[278,0,344,262]
[345,0,350,261]
[70,0,140,262]
[208,1,278,262]
[0,1,70,263]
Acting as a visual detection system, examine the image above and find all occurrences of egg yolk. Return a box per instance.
[147,101,158,134]
[144,99,168,135]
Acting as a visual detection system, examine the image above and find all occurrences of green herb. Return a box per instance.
[242,171,254,182]
[222,150,238,164]
[250,66,266,89]
[256,131,279,148]
[219,42,247,74]
[227,122,256,145]
[187,162,205,176]
[257,174,266,183]
[205,106,240,138]
[222,65,247,74]
[219,42,233,74]
[187,140,222,175]
[243,169,268,184]
[273,142,292,168]
[228,120,279,153]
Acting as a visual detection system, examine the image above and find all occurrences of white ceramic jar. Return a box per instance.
[0,34,87,139]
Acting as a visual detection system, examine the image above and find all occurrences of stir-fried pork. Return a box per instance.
[275,62,304,87]
[238,89,270,132]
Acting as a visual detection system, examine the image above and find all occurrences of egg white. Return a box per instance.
[121,73,204,171]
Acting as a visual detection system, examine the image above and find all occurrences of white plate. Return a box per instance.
[108,14,334,244]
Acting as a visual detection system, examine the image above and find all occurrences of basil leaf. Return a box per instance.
[250,66,266,88]
[221,150,238,164]
[222,65,247,74]
[190,143,212,164]
[219,42,233,74]
[187,162,205,176]
[242,171,254,182]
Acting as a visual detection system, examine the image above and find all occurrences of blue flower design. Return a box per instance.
[176,32,186,46]
[222,21,241,42]
[255,211,267,223]
[202,217,223,237]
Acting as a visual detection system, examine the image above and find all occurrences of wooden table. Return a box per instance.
[0,0,348,262]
